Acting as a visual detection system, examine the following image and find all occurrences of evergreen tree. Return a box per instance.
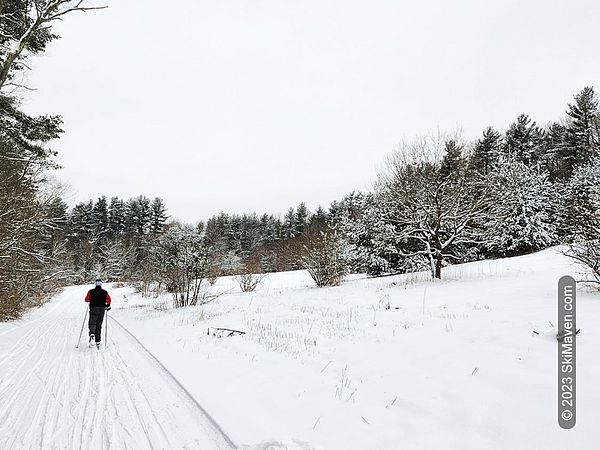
[310,206,329,227]
[503,114,543,166]
[470,127,502,175]
[108,197,128,237]
[150,197,168,235]
[294,202,310,235]
[439,140,466,179]
[562,157,600,280]
[283,207,295,238]
[562,157,600,237]
[260,214,281,242]
[542,122,568,180]
[329,200,348,224]
[342,193,403,275]
[128,195,152,235]
[69,201,94,238]
[485,160,559,256]
[562,86,600,176]
[92,196,109,239]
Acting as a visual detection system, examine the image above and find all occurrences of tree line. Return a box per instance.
[4,84,600,316]
[2,2,600,318]
[343,86,599,279]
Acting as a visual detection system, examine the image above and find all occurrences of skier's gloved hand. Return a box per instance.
[106,306,111,311]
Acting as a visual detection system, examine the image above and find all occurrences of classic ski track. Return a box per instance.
[0,288,236,450]
[110,316,237,449]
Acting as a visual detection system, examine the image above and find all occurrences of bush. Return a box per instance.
[235,255,265,292]
[300,225,347,287]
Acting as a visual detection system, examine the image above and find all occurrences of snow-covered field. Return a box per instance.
[2,247,599,449]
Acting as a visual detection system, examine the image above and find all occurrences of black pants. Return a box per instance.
[88,307,106,343]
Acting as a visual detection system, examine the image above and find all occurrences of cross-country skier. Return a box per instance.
[85,279,111,348]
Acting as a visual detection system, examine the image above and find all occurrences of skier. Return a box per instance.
[85,279,111,348]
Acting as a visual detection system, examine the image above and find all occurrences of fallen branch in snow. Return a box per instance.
[312,417,321,430]
[320,360,333,374]
[207,327,246,338]
[556,329,581,342]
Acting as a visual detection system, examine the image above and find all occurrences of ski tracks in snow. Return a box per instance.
[0,287,235,450]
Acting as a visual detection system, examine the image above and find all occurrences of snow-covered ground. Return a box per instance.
[2,247,599,449]
[0,288,234,449]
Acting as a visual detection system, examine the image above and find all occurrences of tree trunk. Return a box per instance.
[426,241,436,279]
[434,254,443,279]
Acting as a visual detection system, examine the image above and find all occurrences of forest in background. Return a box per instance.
[2,2,600,319]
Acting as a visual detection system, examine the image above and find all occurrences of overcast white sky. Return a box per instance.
[22,0,600,223]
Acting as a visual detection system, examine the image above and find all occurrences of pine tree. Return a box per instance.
[108,197,128,237]
[150,197,168,235]
[342,193,403,275]
[470,127,502,175]
[294,202,310,235]
[562,157,600,237]
[310,206,329,227]
[328,200,343,224]
[92,196,109,239]
[563,86,600,175]
[69,201,94,238]
[503,114,543,166]
[542,122,567,180]
[439,140,466,179]
[562,157,600,280]
[485,160,559,256]
[127,195,152,235]
[283,207,296,238]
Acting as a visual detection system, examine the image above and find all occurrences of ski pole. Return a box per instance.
[76,308,88,349]
[105,309,108,349]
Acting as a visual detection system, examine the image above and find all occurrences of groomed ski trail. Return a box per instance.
[0,286,235,450]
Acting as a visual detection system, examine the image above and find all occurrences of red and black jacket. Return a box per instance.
[85,287,112,308]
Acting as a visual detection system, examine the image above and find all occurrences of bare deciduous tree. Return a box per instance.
[300,224,347,288]
[235,253,265,293]
[378,134,492,279]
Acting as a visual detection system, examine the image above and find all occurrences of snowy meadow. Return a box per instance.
[110,247,600,449]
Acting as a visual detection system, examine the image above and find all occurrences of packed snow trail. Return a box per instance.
[0,286,235,450]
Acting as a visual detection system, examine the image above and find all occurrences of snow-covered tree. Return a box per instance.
[562,157,600,282]
[92,196,109,239]
[151,224,209,307]
[469,127,502,175]
[150,197,168,235]
[484,159,559,256]
[342,193,405,275]
[377,135,492,279]
[294,202,310,235]
[563,87,600,176]
[108,197,128,237]
[98,239,135,282]
[310,206,329,227]
[0,1,106,91]
[283,207,296,238]
[128,195,152,236]
[503,114,544,166]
